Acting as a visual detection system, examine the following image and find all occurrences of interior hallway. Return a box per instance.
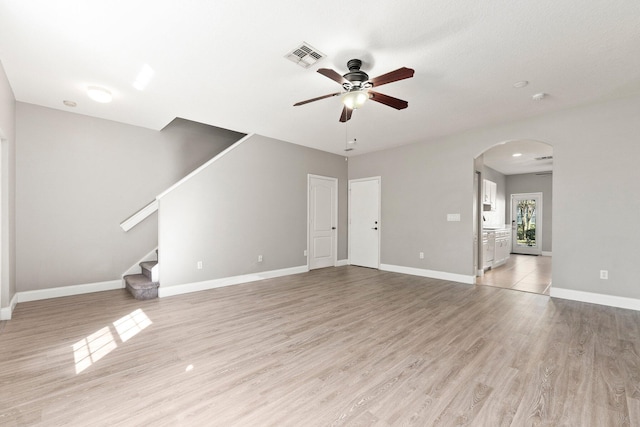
[476,254,552,295]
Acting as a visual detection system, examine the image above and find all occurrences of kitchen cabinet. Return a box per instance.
[493,230,511,267]
[482,179,497,211]
[482,228,511,270]
[482,231,495,270]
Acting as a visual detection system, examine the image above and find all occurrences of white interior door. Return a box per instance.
[308,175,337,270]
[349,177,380,269]
[511,192,543,255]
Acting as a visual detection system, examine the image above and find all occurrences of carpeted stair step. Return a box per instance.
[124,274,159,300]
[140,261,158,281]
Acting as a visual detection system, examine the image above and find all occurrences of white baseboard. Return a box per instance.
[542,251,553,257]
[0,293,18,320]
[17,279,123,304]
[335,259,349,267]
[551,287,640,311]
[380,264,475,285]
[158,265,309,298]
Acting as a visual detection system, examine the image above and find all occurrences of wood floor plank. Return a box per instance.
[1,266,639,426]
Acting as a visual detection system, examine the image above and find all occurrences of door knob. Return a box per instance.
[372,227,378,230]
[331,227,336,230]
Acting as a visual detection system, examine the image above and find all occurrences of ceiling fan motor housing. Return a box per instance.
[343,59,369,86]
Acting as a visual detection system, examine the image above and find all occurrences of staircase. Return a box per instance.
[124,255,159,300]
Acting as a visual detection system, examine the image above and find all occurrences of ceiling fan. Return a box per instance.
[294,59,415,122]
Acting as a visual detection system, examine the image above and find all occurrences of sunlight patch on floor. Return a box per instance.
[71,309,152,374]
[72,326,117,374]
[113,308,152,343]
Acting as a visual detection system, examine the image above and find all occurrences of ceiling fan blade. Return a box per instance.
[293,92,341,106]
[369,67,415,87]
[317,68,349,85]
[369,91,409,110]
[339,106,353,122]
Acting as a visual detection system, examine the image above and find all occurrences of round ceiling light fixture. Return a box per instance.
[532,92,547,101]
[87,86,113,103]
[512,153,523,157]
[63,100,77,107]
[513,80,529,88]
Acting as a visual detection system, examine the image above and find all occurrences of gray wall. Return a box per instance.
[350,93,640,300]
[158,134,348,287]
[348,138,472,275]
[482,166,507,228]
[0,60,16,308]
[506,173,553,252]
[15,103,243,291]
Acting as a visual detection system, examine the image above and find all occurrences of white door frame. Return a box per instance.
[0,128,5,314]
[511,192,543,255]
[348,176,381,268]
[307,174,338,270]
[474,171,483,277]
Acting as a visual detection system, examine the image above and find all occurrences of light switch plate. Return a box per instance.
[447,213,461,222]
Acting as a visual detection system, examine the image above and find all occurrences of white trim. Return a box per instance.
[542,251,553,257]
[0,293,18,320]
[336,259,349,267]
[0,131,5,315]
[550,287,640,311]
[380,264,476,285]
[158,265,309,298]
[120,200,158,231]
[17,279,123,303]
[157,133,255,200]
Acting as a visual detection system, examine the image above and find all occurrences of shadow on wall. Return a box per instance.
[160,117,246,179]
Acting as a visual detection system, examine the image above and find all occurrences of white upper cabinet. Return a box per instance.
[483,179,497,211]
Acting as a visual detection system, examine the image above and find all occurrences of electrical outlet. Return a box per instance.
[600,270,608,280]
[419,252,424,259]
[197,261,203,270]
[258,255,263,262]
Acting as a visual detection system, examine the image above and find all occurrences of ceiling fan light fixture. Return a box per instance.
[342,90,368,109]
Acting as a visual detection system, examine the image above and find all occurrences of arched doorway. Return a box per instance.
[473,140,553,295]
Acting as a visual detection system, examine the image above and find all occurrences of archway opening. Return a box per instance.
[473,139,553,295]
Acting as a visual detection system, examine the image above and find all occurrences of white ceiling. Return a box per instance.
[482,140,553,175]
[1,0,639,156]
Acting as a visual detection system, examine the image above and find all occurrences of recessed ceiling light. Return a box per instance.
[87,86,112,103]
[532,92,547,101]
[63,100,77,107]
[513,81,529,88]
[512,153,523,157]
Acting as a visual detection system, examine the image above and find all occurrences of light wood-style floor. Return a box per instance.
[476,254,552,295]
[1,266,638,426]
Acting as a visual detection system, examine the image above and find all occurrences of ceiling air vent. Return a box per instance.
[535,155,553,161]
[285,42,325,68]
